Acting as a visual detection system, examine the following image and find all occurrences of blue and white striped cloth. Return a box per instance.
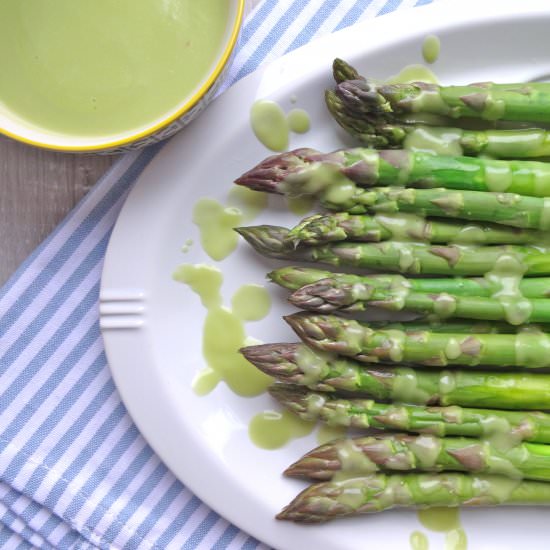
[0,1,436,548]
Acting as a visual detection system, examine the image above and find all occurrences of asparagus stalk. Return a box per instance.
[242,344,550,409]
[269,266,550,299]
[326,89,550,157]
[289,278,550,325]
[277,472,550,522]
[245,344,550,408]
[320,186,550,230]
[236,226,550,276]
[235,147,550,198]
[286,212,550,246]
[284,433,550,481]
[333,59,550,124]
[269,384,550,443]
[285,312,550,368]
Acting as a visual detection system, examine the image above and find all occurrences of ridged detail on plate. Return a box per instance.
[99,289,146,330]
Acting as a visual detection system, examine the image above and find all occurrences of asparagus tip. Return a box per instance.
[241,344,301,377]
[234,148,321,193]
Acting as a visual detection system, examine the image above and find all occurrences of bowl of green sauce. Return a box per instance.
[0,0,244,153]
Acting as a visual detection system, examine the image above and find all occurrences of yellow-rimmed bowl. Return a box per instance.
[0,0,244,153]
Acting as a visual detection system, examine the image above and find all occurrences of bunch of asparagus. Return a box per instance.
[233,59,550,522]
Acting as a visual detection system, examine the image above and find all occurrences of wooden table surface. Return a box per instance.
[0,0,260,287]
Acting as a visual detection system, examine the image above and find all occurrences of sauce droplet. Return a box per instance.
[180,238,193,253]
[250,99,289,151]
[410,531,429,550]
[287,108,311,134]
[231,284,271,321]
[445,527,467,550]
[248,409,315,449]
[422,35,441,64]
[417,507,460,532]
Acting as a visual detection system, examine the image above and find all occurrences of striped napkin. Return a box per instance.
[0,1,435,548]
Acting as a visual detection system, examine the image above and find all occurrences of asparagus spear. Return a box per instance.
[289,278,550,325]
[284,433,550,481]
[269,384,550,443]
[286,212,550,246]
[269,266,550,299]
[326,89,550,157]
[333,59,550,124]
[236,226,550,276]
[235,147,550,198]
[277,472,550,522]
[321,186,550,230]
[285,312,550,368]
[242,344,550,409]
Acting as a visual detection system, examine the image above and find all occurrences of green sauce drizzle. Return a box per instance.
[404,127,464,156]
[250,99,289,151]
[422,35,441,64]
[316,424,348,445]
[416,508,468,550]
[248,409,315,449]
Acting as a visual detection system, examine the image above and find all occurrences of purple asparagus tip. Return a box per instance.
[234,148,321,193]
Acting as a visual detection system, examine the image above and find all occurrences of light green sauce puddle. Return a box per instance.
[250,100,289,151]
[287,108,311,134]
[248,409,315,449]
[192,199,243,261]
[422,35,441,64]
[173,263,222,308]
[415,508,467,550]
[173,264,272,397]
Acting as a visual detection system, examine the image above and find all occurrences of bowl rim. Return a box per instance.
[0,0,245,152]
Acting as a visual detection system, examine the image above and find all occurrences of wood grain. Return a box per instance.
[0,0,261,287]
